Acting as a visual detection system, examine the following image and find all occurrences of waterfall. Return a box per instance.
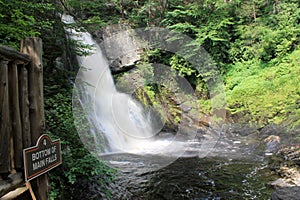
[62,15,156,153]
[61,15,228,172]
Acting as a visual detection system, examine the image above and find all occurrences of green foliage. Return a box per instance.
[65,0,119,27]
[170,55,196,77]
[0,0,55,48]
[162,1,234,69]
[128,0,169,26]
[45,90,115,199]
[226,50,300,126]
[127,0,300,128]
[230,1,300,62]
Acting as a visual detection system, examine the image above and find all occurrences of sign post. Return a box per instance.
[23,134,62,181]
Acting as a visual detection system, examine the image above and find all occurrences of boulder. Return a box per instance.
[271,186,300,200]
[264,135,281,154]
[92,24,141,73]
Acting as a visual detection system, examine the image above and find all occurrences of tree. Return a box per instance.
[0,0,55,48]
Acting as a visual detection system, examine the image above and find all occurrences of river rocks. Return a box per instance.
[223,123,259,137]
[270,172,300,199]
[264,135,281,155]
[271,186,300,200]
[268,142,300,199]
[271,167,300,187]
[277,145,300,166]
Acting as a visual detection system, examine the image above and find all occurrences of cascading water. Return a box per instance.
[62,15,158,153]
[62,14,220,163]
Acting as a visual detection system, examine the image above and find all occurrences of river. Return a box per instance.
[104,130,278,200]
[107,154,276,199]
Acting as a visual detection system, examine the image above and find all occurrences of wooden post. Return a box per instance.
[0,60,11,174]
[8,61,23,170]
[20,38,45,142]
[26,181,37,200]
[21,37,49,200]
[19,65,31,149]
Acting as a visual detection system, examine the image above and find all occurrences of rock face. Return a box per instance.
[92,24,141,73]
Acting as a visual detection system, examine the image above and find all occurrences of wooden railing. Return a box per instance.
[0,38,47,199]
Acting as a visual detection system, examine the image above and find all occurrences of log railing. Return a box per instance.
[0,38,48,199]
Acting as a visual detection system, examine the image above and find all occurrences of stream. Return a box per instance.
[104,130,278,200]
[107,155,276,199]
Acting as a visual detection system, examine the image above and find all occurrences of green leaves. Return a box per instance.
[128,0,300,127]
[170,55,196,76]
[226,50,300,126]
[0,0,55,48]
[45,91,115,199]
[230,0,300,62]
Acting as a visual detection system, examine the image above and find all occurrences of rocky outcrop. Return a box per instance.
[271,186,300,200]
[264,135,281,155]
[268,143,300,199]
[92,24,141,74]
[270,166,300,187]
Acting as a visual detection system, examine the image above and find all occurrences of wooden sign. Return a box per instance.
[23,134,62,181]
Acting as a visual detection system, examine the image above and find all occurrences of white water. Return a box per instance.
[62,15,161,153]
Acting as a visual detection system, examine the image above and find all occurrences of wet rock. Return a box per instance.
[224,123,259,137]
[271,186,300,200]
[264,135,281,154]
[157,131,175,139]
[271,178,294,187]
[260,124,286,137]
[267,143,300,200]
[92,29,104,43]
[181,104,192,113]
[277,145,300,166]
[270,166,300,192]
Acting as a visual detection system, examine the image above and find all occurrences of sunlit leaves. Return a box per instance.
[170,55,196,76]
[0,0,55,48]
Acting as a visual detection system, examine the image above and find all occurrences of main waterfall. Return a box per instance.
[62,15,157,153]
[62,14,228,171]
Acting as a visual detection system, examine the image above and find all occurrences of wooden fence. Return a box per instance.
[0,38,48,199]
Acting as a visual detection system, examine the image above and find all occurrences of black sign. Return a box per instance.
[23,134,62,181]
